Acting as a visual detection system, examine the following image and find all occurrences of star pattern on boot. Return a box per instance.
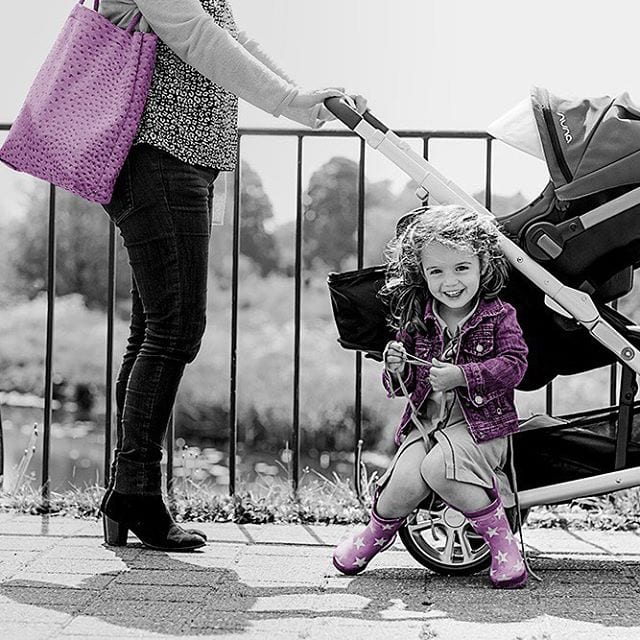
[512,559,525,573]
[354,537,365,549]
[374,536,388,547]
[496,550,508,564]
[504,530,517,545]
[381,523,395,531]
[486,526,499,538]
[353,556,367,568]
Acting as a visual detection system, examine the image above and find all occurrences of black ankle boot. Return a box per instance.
[101,490,206,551]
[101,488,208,542]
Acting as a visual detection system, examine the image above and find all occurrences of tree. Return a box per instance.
[303,157,396,271]
[209,161,281,280]
[303,157,360,272]
[239,162,280,276]
[7,186,131,309]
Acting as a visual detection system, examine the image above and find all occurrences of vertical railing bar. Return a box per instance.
[354,138,366,498]
[229,140,242,497]
[292,135,304,494]
[610,299,619,409]
[42,184,56,508]
[422,137,430,205]
[484,138,493,211]
[545,385,553,415]
[166,413,175,499]
[103,222,116,487]
[0,406,3,492]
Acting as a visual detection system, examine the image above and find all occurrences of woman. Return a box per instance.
[99,0,366,551]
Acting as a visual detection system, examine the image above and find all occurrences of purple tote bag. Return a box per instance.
[0,0,157,204]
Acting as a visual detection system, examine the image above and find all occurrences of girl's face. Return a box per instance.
[420,241,481,315]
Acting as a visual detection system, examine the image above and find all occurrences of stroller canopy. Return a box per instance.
[493,87,640,201]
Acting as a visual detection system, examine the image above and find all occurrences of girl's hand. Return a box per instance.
[384,341,407,375]
[429,358,466,392]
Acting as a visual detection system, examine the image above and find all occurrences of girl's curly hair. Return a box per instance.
[380,205,509,332]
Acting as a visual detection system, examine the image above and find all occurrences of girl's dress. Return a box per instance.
[378,304,515,508]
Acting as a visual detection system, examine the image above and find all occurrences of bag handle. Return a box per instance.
[79,0,143,34]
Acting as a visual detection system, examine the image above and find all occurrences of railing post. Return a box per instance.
[0,404,4,492]
[229,142,242,497]
[166,413,175,498]
[42,184,56,508]
[103,221,117,487]
[354,138,366,497]
[291,135,304,494]
[485,138,493,210]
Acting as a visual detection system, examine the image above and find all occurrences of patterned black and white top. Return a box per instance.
[135,0,239,170]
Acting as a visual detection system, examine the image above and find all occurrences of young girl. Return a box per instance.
[332,205,529,589]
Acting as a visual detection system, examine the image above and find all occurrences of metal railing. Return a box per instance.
[1,124,617,504]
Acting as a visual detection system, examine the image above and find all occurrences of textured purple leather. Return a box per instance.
[0,1,157,203]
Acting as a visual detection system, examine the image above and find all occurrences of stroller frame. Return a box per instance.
[325,97,640,572]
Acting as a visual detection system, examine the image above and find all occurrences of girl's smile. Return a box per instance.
[420,241,481,317]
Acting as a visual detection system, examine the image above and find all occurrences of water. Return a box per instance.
[0,404,387,493]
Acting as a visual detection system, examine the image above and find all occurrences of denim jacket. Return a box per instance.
[383,297,528,445]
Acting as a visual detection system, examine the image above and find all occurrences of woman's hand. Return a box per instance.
[429,358,466,392]
[290,88,367,111]
[384,341,407,375]
[289,88,368,125]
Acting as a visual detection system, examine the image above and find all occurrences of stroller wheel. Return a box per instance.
[398,498,527,576]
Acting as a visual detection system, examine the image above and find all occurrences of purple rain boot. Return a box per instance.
[332,500,405,575]
[463,481,528,589]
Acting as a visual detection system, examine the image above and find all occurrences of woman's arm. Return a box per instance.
[236,31,297,85]
[102,0,298,115]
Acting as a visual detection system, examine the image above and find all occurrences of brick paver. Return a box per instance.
[0,514,639,639]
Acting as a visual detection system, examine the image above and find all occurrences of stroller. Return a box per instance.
[325,88,640,575]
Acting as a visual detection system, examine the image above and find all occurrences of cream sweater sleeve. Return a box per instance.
[236,31,297,86]
[101,0,298,116]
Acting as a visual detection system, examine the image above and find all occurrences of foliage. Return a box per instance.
[237,161,281,276]
[2,477,640,530]
[0,294,129,394]
[5,186,131,309]
[0,469,369,525]
[302,157,396,272]
[4,162,281,310]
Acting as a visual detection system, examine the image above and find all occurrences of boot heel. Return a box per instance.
[103,515,128,546]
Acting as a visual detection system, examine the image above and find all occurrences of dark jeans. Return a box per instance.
[103,143,218,495]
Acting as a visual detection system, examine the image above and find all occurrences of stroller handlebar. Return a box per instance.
[324,97,388,133]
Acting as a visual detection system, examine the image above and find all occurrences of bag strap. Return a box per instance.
[79,0,143,34]
[78,0,101,10]
[126,13,143,34]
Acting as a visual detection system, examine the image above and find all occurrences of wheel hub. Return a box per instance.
[442,506,466,528]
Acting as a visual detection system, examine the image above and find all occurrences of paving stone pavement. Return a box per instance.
[1,512,640,639]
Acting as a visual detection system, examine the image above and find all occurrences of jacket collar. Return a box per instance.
[423,297,505,333]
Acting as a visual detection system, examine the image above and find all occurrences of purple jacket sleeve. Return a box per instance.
[382,329,417,398]
[458,304,528,401]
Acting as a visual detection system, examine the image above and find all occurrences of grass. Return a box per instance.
[2,470,640,530]
[0,468,371,525]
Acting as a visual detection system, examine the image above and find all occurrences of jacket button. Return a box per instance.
[476,344,484,353]
[474,395,483,405]
[496,407,502,415]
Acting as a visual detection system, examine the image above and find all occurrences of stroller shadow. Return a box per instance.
[1,547,640,635]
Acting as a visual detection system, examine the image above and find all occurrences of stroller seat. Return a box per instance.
[495,88,640,303]
[501,183,636,302]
